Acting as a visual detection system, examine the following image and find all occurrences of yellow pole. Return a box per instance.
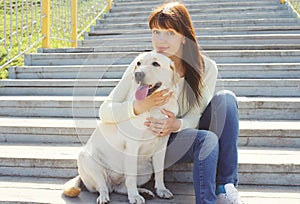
[71,0,78,47]
[280,0,285,4]
[107,0,112,11]
[42,0,50,48]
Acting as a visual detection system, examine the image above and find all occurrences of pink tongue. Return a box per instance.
[135,85,149,101]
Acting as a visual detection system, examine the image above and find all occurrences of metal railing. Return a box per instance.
[0,0,112,75]
[287,0,300,14]
[1,0,43,73]
[281,0,300,15]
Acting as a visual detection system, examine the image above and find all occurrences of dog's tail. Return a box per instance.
[63,175,82,197]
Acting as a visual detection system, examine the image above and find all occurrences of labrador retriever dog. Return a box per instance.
[63,52,180,204]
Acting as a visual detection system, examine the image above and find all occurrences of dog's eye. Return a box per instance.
[137,61,141,66]
[152,62,160,67]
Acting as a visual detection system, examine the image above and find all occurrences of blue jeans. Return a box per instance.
[165,90,239,204]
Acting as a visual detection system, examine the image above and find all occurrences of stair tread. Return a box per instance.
[88,25,300,36]
[0,142,299,166]
[13,62,300,67]
[0,176,299,203]
[0,116,98,128]
[104,13,294,21]
[98,20,298,28]
[0,116,299,129]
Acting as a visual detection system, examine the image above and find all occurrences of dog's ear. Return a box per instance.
[170,60,175,70]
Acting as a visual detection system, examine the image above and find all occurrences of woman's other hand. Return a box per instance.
[133,89,172,115]
[144,108,181,136]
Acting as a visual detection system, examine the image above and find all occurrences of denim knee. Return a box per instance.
[213,90,238,109]
[194,130,219,161]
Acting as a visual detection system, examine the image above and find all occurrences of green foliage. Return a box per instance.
[0,0,42,79]
[0,0,107,79]
[289,0,300,13]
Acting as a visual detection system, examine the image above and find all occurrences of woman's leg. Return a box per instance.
[198,90,239,186]
[165,129,219,204]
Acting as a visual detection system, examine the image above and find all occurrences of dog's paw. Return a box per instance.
[96,191,110,204]
[138,187,155,199]
[156,188,174,199]
[128,194,145,204]
[63,186,81,197]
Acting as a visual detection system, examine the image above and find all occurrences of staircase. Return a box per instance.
[1,0,300,203]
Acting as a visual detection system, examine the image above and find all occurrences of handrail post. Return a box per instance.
[107,0,112,11]
[71,0,78,47]
[42,0,50,48]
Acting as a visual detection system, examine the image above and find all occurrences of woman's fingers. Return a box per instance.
[161,108,175,118]
[150,90,172,106]
[153,89,169,96]
[145,117,170,136]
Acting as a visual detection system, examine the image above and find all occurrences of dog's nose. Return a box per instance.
[135,71,145,83]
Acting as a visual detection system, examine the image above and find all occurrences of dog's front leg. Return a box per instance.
[124,142,145,204]
[152,138,173,199]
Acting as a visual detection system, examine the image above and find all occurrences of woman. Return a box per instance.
[100,2,244,204]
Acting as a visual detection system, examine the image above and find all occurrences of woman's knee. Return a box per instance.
[214,90,237,106]
[195,130,219,161]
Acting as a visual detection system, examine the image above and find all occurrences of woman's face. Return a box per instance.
[151,28,185,58]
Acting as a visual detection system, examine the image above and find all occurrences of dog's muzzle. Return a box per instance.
[135,71,145,84]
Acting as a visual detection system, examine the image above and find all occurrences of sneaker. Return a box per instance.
[216,183,244,204]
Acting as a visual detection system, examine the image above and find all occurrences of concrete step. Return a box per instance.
[0,79,115,96]
[107,5,286,17]
[215,78,300,97]
[96,19,299,30]
[9,64,127,79]
[9,63,300,79]
[77,43,300,51]
[0,96,103,118]
[217,63,300,79]
[91,24,300,35]
[0,117,299,148]
[0,176,299,204]
[165,147,300,186]
[0,96,299,120]
[0,79,299,97]
[87,26,300,38]
[112,0,282,10]
[107,13,293,23]
[114,0,281,6]
[0,143,299,186]
[79,34,300,47]
[24,51,300,66]
[100,12,294,24]
[0,117,95,144]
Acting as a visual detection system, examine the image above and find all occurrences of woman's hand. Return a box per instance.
[145,109,181,137]
[133,89,172,115]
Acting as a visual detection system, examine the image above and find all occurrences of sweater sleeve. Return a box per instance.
[177,56,218,131]
[99,59,138,123]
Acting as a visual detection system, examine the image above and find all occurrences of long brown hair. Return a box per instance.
[148,2,204,109]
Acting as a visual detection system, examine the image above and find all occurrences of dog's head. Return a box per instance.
[133,52,179,101]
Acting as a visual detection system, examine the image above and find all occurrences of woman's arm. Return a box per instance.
[99,59,137,123]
